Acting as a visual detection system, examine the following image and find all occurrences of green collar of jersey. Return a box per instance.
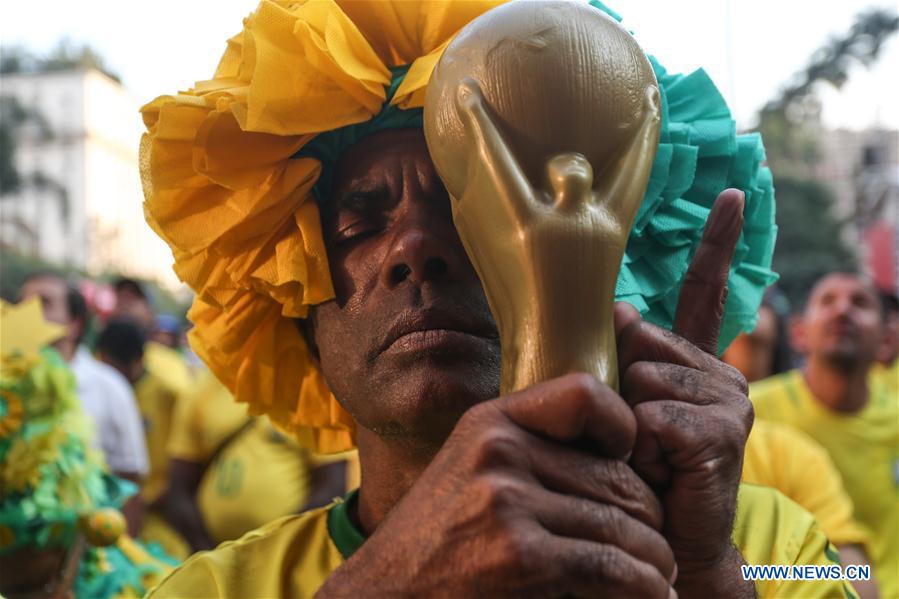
[328,490,366,559]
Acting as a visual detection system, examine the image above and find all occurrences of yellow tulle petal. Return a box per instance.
[336,0,504,65]
[391,38,451,109]
[214,31,249,81]
[188,297,355,453]
[171,248,240,311]
[193,109,311,190]
[227,0,389,135]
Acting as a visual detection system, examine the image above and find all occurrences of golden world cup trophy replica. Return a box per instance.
[425,1,661,393]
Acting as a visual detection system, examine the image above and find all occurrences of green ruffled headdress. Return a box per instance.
[589,1,777,344]
[139,0,776,454]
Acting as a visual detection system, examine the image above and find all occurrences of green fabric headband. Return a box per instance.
[299,64,424,203]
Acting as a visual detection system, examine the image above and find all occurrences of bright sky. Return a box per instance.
[1,0,897,131]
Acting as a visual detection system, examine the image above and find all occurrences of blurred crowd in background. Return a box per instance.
[1,255,896,596]
[10,272,359,558]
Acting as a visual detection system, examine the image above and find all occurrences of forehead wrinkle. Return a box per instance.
[331,130,435,214]
[416,151,444,199]
[807,275,883,321]
[343,169,383,197]
[400,152,422,204]
[813,274,877,301]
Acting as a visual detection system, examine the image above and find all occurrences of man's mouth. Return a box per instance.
[825,321,857,338]
[377,308,499,357]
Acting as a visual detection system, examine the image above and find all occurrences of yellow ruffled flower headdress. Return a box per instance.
[140,0,777,454]
[141,0,508,453]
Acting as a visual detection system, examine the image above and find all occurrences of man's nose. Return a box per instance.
[380,216,456,288]
[830,296,856,318]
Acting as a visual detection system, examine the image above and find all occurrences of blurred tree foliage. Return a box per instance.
[1,39,117,196]
[754,8,898,308]
[0,248,188,320]
[769,179,857,308]
[0,97,25,194]
[0,248,65,301]
[0,39,120,82]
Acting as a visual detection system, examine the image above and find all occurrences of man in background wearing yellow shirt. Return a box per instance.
[743,419,878,597]
[752,272,899,597]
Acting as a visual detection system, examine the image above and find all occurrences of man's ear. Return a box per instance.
[97,351,115,371]
[788,314,808,355]
[67,316,84,345]
[875,320,898,364]
[295,314,321,364]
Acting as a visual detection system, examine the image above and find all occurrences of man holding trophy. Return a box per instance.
[141,1,854,596]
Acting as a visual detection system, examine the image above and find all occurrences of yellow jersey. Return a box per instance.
[147,484,856,598]
[197,418,325,543]
[167,369,350,544]
[751,369,899,598]
[870,360,897,397]
[743,419,869,548]
[167,369,248,464]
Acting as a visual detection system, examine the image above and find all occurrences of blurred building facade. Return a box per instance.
[816,127,899,293]
[0,68,178,287]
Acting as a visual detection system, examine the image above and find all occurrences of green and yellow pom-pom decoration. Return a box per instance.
[80,508,127,547]
[0,343,130,556]
[0,299,177,597]
[0,390,24,439]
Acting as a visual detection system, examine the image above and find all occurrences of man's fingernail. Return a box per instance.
[707,190,744,239]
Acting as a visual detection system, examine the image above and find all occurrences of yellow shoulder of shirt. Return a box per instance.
[742,420,869,548]
[869,361,897,396]
[749,370,804,422]
[143,342,193,397]
[166,369,248,463]
[146,505,343,598]
[734,484,858,599]
[146,484,856,599]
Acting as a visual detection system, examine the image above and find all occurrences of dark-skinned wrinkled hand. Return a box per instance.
[318,373,677,599]
[614,189,755,598]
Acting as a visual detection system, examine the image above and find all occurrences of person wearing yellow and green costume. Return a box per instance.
[0,299,175,598]
[141,1,855,597]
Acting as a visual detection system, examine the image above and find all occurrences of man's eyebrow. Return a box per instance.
[853,290,876,304]
[337,184,390,211]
